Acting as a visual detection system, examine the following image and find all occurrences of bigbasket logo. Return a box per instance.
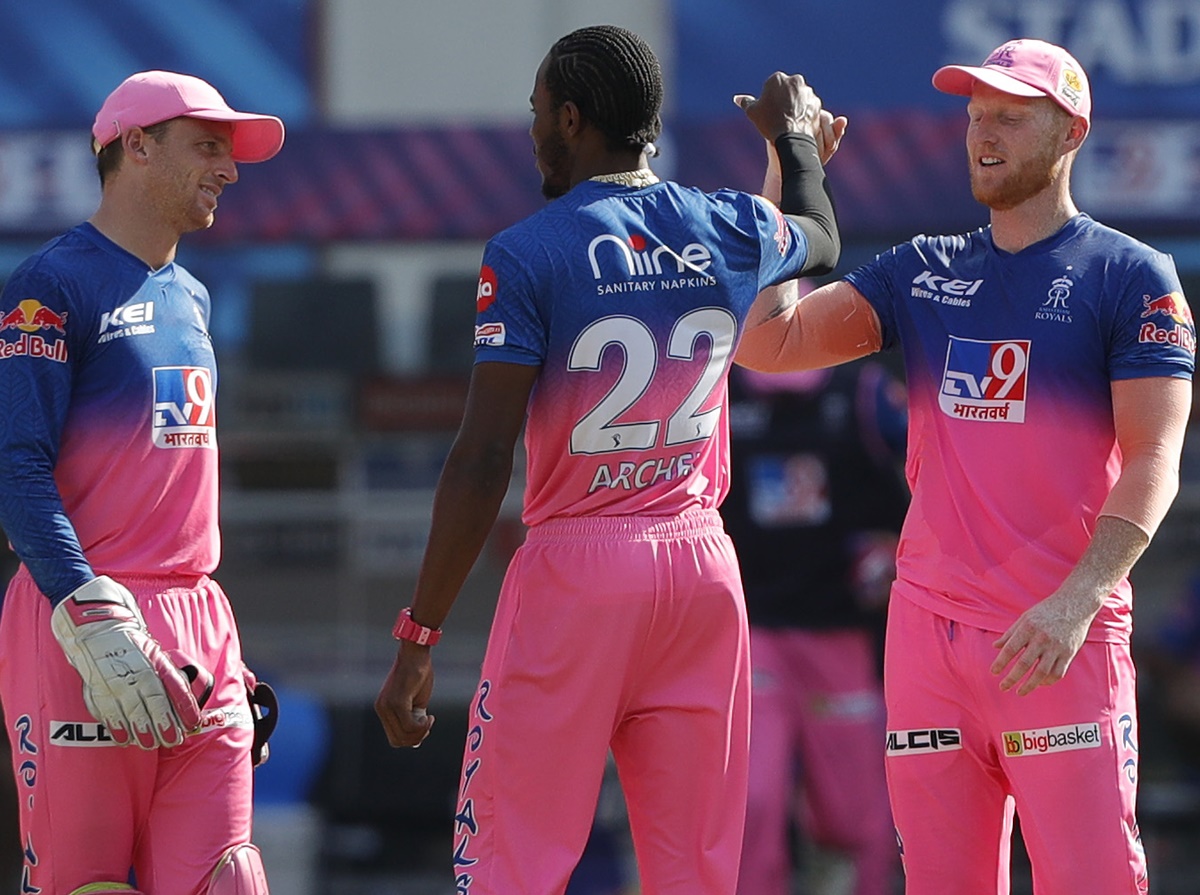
[1002,722,1101,757]
[886,727,962,756]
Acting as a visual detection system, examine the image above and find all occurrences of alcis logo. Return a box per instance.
[886,727,963,756]
[50,721,117,746]
[587,233,712,280]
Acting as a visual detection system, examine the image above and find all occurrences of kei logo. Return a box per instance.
[938,336,1029,423]
[152,366,215,449]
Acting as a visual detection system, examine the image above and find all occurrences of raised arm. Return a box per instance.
[737,278,883,372]
[736,73,846,277]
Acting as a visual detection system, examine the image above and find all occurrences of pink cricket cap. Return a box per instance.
[92,70,285,163]
[932,39,1091,124]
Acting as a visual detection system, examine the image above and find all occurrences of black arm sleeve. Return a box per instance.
[775,132,840,276]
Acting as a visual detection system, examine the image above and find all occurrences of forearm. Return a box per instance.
[0,472,92,603]
[775,133,839,275]
[1098,441,1181,539]
[737,281,882,372]
[1053,515,1149,616]
[407,440,514,629]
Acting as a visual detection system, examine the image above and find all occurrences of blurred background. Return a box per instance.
[2,0,1200,892]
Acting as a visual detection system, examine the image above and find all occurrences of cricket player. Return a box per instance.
[737,39,1194,894]
[376,25,846,895]
[0,71,284,894]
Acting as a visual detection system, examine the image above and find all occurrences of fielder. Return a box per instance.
[0,71,283,894]
[376,25,847,895]
[738,39,1193,894]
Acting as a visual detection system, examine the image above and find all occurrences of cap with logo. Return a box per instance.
[932,38,1091,125]
[92,70,285,163]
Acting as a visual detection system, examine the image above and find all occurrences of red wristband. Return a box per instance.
[392,607,442,646]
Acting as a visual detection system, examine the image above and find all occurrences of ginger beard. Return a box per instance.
[968,113,1071,212]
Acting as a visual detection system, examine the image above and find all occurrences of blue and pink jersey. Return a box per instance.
[473,179,808,526]
[846,214,1195,642]
[0,223,219,603]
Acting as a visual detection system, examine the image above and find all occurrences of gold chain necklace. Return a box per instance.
[589,169,660,188]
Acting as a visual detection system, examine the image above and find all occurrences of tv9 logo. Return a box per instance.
[152,366,215,449]
[938,336,1030,423]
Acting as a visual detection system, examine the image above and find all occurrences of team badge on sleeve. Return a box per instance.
[474,322,506,347]
[152,366,215,448]
[0,299,69,363]
[477,264,497,312]
[1138,291,1195,355]
[938,336,1029,423]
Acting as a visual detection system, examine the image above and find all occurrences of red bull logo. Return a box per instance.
[0,299,69,363]
[0,299,68,333]
[1141,291,1194,327]
[1139,291,1196,355]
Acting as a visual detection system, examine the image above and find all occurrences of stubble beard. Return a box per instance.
[969,145,1061,212]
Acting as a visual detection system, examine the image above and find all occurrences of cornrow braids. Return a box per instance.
[545,25,664,153]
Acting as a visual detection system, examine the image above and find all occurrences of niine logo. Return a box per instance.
[587,233,712,280]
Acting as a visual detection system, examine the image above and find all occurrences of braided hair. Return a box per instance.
[544,25,663,153]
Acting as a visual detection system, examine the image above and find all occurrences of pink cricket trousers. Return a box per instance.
[884,595,1146,894]
[452,508,752,895]
[0,569,256,895]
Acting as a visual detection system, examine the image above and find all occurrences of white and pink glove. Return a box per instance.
[50,576,212,749]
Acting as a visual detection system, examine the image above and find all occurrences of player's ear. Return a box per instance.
[123,127,152,163]
[559,100,584,139]
[1066,115,1088,150]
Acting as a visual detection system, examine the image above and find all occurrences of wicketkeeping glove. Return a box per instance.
[50,576,212,749]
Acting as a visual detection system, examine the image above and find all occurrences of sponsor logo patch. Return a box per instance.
[586,232,713,280]
[476,265,497,313]
[938,336,1029,422]
[0,299,69,363]
[1138,291,1195,354]
[98,299,156,343]
[886,727,962,755]
[50,721,117,746]
[152,366,215,449]
[1001,722,1101,756]
[910,271,982,307]
[474,322,506,347]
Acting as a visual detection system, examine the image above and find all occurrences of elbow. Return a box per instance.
[795,217,841,278]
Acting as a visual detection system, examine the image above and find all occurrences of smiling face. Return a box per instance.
[143,117,239,233]
[965,83,1075,211]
